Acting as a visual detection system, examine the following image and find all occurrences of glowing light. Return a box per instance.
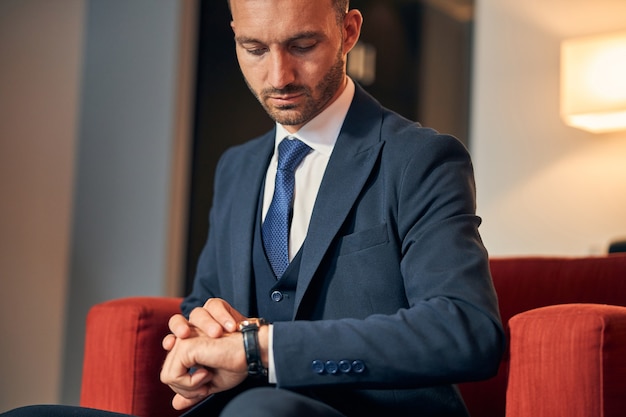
[561,31,626,133]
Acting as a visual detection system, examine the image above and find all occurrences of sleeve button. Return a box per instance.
[338,360,352,373]
[352,360,366,373]
[311,360,325,374]
[324,360,339,374]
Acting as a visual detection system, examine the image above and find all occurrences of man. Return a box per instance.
[3,0,503,416]
[160,0,504,416]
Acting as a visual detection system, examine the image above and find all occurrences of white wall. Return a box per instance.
[61,0,193,406]
[0,0,195,411]
[472,0,626,256]
[0,0,85,411]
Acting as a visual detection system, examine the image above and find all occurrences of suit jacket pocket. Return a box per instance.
[337,223,389,256]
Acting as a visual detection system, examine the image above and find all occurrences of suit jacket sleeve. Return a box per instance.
[271,128,504,389]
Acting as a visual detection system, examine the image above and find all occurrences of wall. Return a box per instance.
[61,0,195,406]
[471,0,626,256]
[0,0,195,411]
[0,0,84,411]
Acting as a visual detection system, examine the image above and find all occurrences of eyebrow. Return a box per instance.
[235,31,324,46]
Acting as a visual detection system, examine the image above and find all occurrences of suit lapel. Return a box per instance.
[229,132,275,315]
[225,86,386,316]
[294,86,385,315]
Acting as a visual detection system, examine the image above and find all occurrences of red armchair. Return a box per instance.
[80,255,626,417]
[81,297,182,417]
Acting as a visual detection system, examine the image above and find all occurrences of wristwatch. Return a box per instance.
[238,318,268,377]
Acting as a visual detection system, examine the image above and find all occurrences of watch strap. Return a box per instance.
[239,318,268,377]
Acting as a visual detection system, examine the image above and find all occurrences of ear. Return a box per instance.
[342,9,363,54]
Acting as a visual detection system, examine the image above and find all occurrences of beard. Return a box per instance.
[247,50,346,127]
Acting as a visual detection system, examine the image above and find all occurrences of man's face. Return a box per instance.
[230,0,361,132]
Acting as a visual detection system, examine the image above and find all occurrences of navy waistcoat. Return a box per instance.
[252,194,302,322]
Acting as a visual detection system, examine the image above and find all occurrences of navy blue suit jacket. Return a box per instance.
[183,84,504,416]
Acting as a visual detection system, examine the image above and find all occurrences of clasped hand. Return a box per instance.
[160,298,248,410]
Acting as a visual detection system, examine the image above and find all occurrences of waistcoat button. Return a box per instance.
[271,290,284,302]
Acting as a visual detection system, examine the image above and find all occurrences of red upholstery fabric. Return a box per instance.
[80,297,183,417]
[460,254,626,417]
[79,255,626,417]
[506,304,626,417]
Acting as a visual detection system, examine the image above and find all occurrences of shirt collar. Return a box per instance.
[275,77,355,157]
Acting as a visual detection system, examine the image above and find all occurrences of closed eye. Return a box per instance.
[291,41,317,54]
[237,38,269,56]
[246,47,268,56]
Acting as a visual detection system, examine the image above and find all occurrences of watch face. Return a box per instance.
[238,318,266,330]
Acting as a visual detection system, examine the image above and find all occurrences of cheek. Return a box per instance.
[237,58,264,89]
[291,60,322,84]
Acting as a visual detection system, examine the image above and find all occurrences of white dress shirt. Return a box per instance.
[262,78,356,259]
[264,77,355,383]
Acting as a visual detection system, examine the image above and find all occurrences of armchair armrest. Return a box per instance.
[80,296,183,417]
[506,303,626,417]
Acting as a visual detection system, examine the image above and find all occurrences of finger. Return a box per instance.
[174,367,212,391]
[168,314,192,339]
[166,366,213,410]
[189,307,224,338]
[203,298,246,333]
[162,333,176,351]
[161,341,204,388]
[172,390,210,411]
[162,364,211,404]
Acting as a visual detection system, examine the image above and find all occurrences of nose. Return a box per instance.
[267,49,296,89]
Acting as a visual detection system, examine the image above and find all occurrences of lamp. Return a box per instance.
[561,30,626,133]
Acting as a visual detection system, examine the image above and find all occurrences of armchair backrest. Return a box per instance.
[460,254,626,417]
[81,296,183,417]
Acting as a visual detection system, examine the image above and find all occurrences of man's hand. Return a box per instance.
[162,298,246,352]
[160,299,257,410]
[193,298,247,337]
[160,314,248,410]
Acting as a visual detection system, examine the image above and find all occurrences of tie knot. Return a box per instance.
[277,137,312,172]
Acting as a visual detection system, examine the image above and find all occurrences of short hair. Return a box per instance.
[227,0,349,25]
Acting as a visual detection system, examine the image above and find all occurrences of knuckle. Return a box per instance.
[159,368,169,384]
[204,297,218,308]
[190,307,207,321]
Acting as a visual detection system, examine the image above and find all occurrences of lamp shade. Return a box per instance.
[561,31,626,133]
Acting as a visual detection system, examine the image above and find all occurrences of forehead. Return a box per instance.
[230,0,337,41]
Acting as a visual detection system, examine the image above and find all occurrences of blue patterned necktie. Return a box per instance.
[262,137,312,278]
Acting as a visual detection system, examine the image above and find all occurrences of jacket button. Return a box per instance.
[324,361,339,374]
[352,360,366,373]
[338,360,352,373]
[270,290,283,302]
[311,360,325,374]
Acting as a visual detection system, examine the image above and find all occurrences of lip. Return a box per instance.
[268,93,304,105]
